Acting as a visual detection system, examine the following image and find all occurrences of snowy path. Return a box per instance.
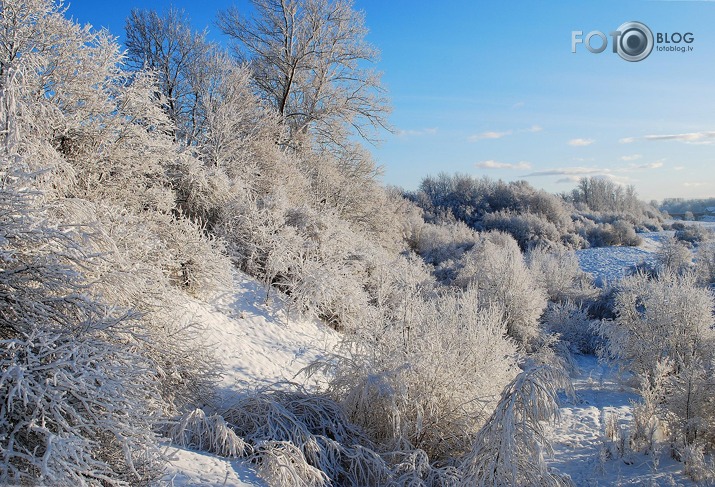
[548,355,694,486]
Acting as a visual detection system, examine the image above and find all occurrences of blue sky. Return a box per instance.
[66,0,715,201]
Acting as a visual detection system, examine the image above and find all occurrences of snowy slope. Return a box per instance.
[157,272,339,486]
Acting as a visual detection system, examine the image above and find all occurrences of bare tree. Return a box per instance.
[217,0,390,150]
[125,8,216,145]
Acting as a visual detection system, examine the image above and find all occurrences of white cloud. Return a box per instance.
[620,131,715,145]
[674,166,685,171]
[397,127,438,137]
[684,182,707,187]
[524,166,605,177]
[524,125,543,133]
[630,161,664,170]
[512,101,525,109]
[468,130,512,142]
[644,131,715,144]
[476,160,531,170]
[621,154,642,161]
[568,138,595,147]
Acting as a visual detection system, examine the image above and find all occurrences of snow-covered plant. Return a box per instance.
[527,246,597,303]
[654,236,693,275]
[1,328,162,486]
[0,182,162,485]
[315,287,519,464]
[219,386,392,486]
[460,365,574,487]
[597,271,714,381]
[694,240,715,287]
[165,408,249,458]
[454,231,547,349]
[543,301,599,355]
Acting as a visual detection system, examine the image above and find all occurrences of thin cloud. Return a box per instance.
[524,125,543,133]
[644,131,715,144]
[568,138,595,147]
[684,182,707,187]
[524,167,606,177]
[631,161,664,170]
[621,154,642,161]
[476,160,531,170]
[621,131,715,145]
[468,130,512,142]
[674,166,685,171]
[512,101,525,109]
[397,127,438,137]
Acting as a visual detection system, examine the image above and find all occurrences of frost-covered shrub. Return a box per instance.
[0,185,161,485]
[454,231,547,348]
[543,301,599,354]
[410,220,479,266]
[695,240,715,287]
[482,210,562,250]
[585,221,641,247]
[460,365,574,487]
[317,287,519,463]
[598,271,715,456]
[598,271,714,380]
[675,224,711,244]
[220,387,392,486]
[1,329,162,486]
[527,246,597,303]
[654,236,693,276]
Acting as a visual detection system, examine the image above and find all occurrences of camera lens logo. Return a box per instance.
[614,21,654,62]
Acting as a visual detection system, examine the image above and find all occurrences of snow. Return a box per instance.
[547,355,695,486]
[156,272,339,486]
[576,231,676,286]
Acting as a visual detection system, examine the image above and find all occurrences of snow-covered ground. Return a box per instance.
[547,355,695,486]
[576,231,671,286]
[157,273,339,486]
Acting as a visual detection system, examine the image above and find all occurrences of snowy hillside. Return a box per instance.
[160,272,339,486]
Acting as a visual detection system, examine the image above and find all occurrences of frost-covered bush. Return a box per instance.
[221,387,391,487]
[674,224,711,244]
[585,220,642,247]
[543,301,599,354]
[654,236,693,276]
[483,210,562,250]
[695,240,715,287]
[598,271,715,461]
[0,185,161,485]
[316,287,519,463]
[1,329,162,485]
[527,246,597,303]
[598,271,714,380]
[461,366,574,486]
[454,231,547,348]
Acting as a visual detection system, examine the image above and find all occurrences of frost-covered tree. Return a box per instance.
[125,7,219,145]
[217,0,390,150]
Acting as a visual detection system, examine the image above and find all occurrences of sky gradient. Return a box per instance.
[65,0,715,201]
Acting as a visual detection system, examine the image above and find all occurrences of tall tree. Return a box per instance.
[217,0,390,150]
[125,8,216,146]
